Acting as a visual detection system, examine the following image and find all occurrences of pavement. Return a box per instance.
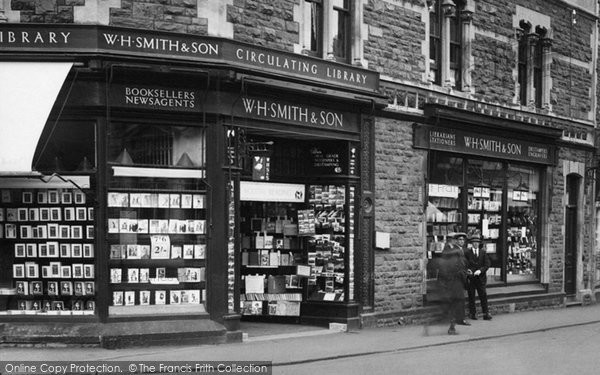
[1,303,600,367]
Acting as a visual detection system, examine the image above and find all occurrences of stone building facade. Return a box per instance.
[0,0,598,343]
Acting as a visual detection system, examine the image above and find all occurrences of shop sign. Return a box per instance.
[414,125,555,165]
[240,181,305,202]
[237,96,358,133]
[0,24,379,93]
[111,84,200,111]
[308,142,349,176]
[428,184,459,198]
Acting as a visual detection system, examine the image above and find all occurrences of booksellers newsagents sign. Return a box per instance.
[413,124,555,165]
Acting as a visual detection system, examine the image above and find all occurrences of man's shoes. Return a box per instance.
[469,314,478,320]
[456,320,471,326]
[483,314,492,320]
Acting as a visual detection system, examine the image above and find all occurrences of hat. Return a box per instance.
[469,234,482,243]
[448,232,467,239]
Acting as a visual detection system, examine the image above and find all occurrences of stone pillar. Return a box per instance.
[541,37,553,110]
[526,33,540,107]
[0,0,8,22]
[460,7,473,92]
[441,0,456,87]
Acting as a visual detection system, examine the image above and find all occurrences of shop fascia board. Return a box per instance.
[424,104,564,142]
[234,73,388,110]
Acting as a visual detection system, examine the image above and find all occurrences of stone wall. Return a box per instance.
[374,117,426,312]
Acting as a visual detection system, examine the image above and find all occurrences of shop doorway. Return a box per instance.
[564,174,580,296]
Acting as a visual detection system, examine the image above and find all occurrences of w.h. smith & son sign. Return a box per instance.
[0,24,379,93]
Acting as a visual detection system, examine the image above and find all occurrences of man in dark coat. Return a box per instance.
[438,232,470,335]
[465,234,492,320]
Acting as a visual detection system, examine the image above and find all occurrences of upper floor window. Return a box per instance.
[517,21,549,108]
[429,0,463,89]
[301,0,350,63]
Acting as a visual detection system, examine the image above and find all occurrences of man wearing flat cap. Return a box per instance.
[438,232,470,334]
[465,234,492,320]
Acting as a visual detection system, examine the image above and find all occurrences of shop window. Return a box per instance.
[106,122,208,316]
[425,152,542,290]
[108,123,205,168]
[429,0,463,88]
[33,121,96,173]
[517,21,550,108]
[0,179,96,315]
[301,0,350,63]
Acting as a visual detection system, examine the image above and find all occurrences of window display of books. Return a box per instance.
[0,188,95,315]
[107,190,207,314]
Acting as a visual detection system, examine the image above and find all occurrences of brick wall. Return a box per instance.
[374,117,426,312]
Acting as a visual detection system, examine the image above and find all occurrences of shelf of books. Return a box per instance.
[0,186,96,315]
[107,190,206,315]
[506,189,537,279]
[239,183,351,320]
[466,186,502,270]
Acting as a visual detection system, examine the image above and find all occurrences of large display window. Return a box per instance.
[107,122,208,316]
[426,152,542,287]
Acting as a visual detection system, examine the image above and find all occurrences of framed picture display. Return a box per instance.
[30,281,43,295]
[72,300,83,311]
[72,263,84,279]
[71,243,82,257]
[129,193,142,208]
[125,291,136,306]
[71,226,82,239]
[47,242,59,257]
[19,225,31,239]
[126,244,140,259]
[110,268,121,283]
[47,223,59,239]
[181,194,193,209]
[61,191,72,205]
[139,245,150,259]
[158,194,170,208]
[38,243,48,257]
[169,194,181,208]
[0,208,3,221]
[74,191,86,204]
[41,265,50,278]
[139,268,150,283]
[64,207,74,221]
[60,225,70,239]
[85,282,95,295]
[17,208,28,222]
[14,243,26,258]
[170,290,181,305]
[60,265,71,278]
[84,264,94,279]
[108,218,119,233]
[156,267,166,279]
[83,244,94,258]
[87,207,94,221]
[48,190,59,204]
[110,245,122,259]
[49,262,61,277]
[50,207,61,221]
[76,207,86,221]
[128,268,139,283]
[40,208,50,221]
[37,191,48,204]
[13,264,25,278]
[86,225,94,239]
[25,262,39,278]
[113,291,124,306]
[52,301,65,311]
[5,223,16,238]
[15,280,28,295]
[22,191,33,204]
[170,245,182,259]
[193,194,205,209]
[183,244,194,259]
[6,208,16,222]
[26,243,37,257]
[74,281,84,296]
[1,190,11,203]
[139,290,151,305]
[28,208,39,221]
[60,281,73,296]
[47,281,58,296]
[194,244,206,259]
[155,290,166,305]
[36,225,47,239]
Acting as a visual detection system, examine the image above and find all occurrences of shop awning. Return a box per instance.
[0,62,73,174]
